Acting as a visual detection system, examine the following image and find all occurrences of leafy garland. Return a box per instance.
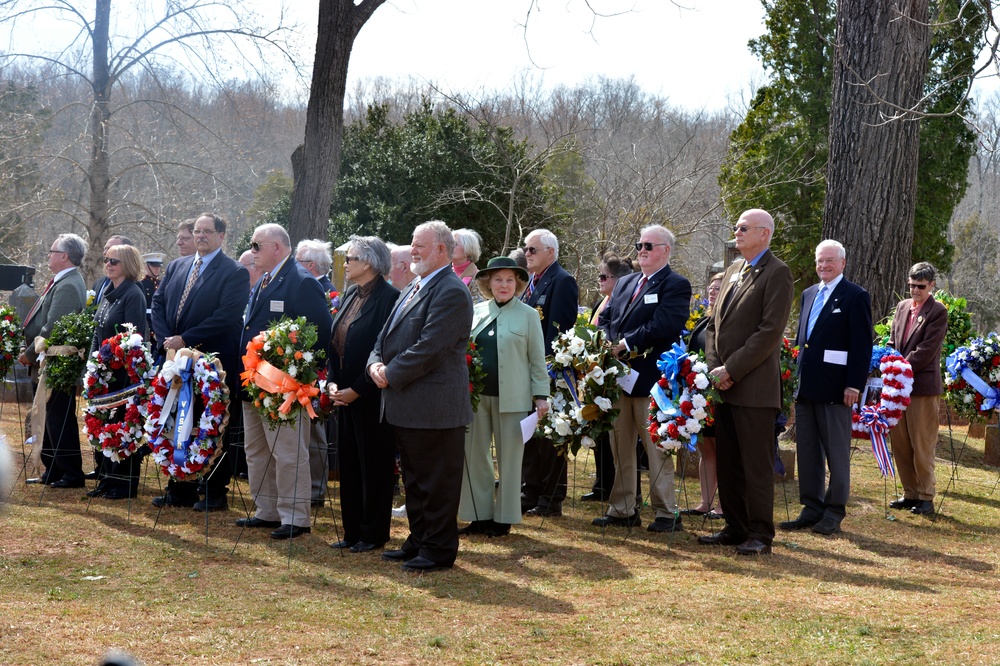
[467,340,486,412]
[241,316,325,428]
[146,353,229,481]
[537,320,628,457]
[647,343,715,454]
[944,333,1000,422]
[0,304,22,379]
[82,325,155,462]
[42,311,96,393]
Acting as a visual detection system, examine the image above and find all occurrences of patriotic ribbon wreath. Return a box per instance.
[146,350,229,481]
[647,341,713,454]
[83,325,155,462]
[851,346,913,477]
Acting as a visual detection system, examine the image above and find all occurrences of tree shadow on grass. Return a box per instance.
[842,530,994,573]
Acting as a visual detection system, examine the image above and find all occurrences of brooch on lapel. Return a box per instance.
[536,305,545,322]
[917,316,924,324]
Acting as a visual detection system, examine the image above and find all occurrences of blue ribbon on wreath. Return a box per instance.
[548,363,582,407]
[946,349,1000,412]
[172,357,196,467]
[652,341,687,412]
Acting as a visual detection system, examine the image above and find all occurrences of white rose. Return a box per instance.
[694,375,709,390]
[691,407,707,421]
[554,417,573,437]
[555,352,573,366]
[586,366,606,385]
[594,396,613,411]
[580,435,596,449]
[568,337,586,355]
[692,361,708,374]
[691,394,707,409]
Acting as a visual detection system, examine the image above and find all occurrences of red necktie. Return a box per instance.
[24,277,55,325]
[630,276,648,303]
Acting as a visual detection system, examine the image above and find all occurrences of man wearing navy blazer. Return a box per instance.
[595,225,691,531]
[237,223,332,539]
[150,213,249,511]
[519,228,579,517]
[781,240,872,535]
[368,220,474,572]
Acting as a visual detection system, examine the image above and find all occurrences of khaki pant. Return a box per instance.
[890,394,939,500]
[606,394,677,519]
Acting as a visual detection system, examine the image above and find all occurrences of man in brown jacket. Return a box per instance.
[887,262,948,516]
[699,209,793,555]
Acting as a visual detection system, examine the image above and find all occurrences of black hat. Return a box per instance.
[475,256,529,282]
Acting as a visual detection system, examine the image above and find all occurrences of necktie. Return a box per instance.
[176,256,202,319]
[522,274,538,303]
[806,284,827,339]
[390,281,420,329]
[722,262,751,313]
[630,276,648,303]
[260,271,272,290]
[24,277,54,325]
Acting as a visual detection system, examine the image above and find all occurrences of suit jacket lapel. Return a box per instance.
[620,272,652,322]
[471,301,500,338]
[811,281,845,337]
[722,254,767,319]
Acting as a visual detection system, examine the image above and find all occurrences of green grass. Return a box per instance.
[2,416,1000,665]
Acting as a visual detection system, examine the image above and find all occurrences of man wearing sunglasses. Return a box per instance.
[594,225,691,532]
[150,213,250,512]
[886,262,948,516]
[519,229,579,518]
[700,208,793,555]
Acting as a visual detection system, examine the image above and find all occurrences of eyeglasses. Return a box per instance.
[908,283,929,290]
[733,224,764,234]
[345,256,363,264]
[193,227,217,236]
[103,257,121,266]
[251,241,276,252]
[47,249,65,256]
[708,286,721,294]
[524,246,542,255]
[598,274,610,281]
[634,242,668,252]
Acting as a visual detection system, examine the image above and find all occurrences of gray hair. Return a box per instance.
[815,239,846,260]
[525,229,559,260]
[55,233,86,266]
[414,220,455,256]
[640,224,676,250]
[256,223,290,248]
[909,261,936,283]
[348,235,392,277]
[295,239,333,274]
[452,228,482,263]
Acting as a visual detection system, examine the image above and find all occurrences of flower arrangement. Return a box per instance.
[851,346,914,477]
[41,311,96,393]
[682,295,709,344]
[537,321,628,456]
[647,342,715,454]
[467,340,486,412]
[241,316,325,428]
[327,290,340,317]
[934,289,974,378]
[82,325,155,462]
[944,333,1000,422]
[0,304,22,379]
[779,336,800,416]
[146,351,229,481]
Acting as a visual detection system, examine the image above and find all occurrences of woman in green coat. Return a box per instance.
[459,257,549,537]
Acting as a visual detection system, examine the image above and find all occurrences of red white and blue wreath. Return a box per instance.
[145,350,230,481]
[83,325,155,462]
[850,345,913,477]
[647,341,714,454]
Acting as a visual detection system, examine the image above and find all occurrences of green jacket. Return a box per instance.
[471,298,549,413]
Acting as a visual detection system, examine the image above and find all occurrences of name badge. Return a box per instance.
[643,293,658,305]
[537,295,547,305]
[270,300,284,313]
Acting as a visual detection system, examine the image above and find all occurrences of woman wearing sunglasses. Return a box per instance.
[88,244,148,500]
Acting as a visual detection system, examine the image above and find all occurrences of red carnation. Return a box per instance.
[658,378,668,388]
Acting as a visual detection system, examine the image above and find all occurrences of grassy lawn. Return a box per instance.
[2,401,999,665]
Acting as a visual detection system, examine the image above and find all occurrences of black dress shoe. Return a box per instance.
[647,516,683,533]
[86,487,106,498]
[192,496,229,512]
[84,470,98,480]
[484,521,511,537]
[735,538,772,555]
[234,516,282,529]
[26,477,48,485]
[151,493,196,508]
[382,549,418,562]
[680,508,708,516]
[458,520,493,536]
[103,487,137,500]
[270,524,311,539]
[910,500,935,515]
[581,491,609,502]
[401,555,453,572]
[311,498,326,508]
[49,478,85,489]
[349,541,384,553]
[889,497,919,510]
[811,516,842,535]
[697,531,744,546]
[525,504,562,517]
[330,540,357,549]
[592,513,641,528]
[778,516,820,531]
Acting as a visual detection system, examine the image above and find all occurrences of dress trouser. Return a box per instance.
[521,435,567,509]
[165,390,237,502]
[42,388,84,484]
[242,403,311,528]
[606,394,677,519]
[460,394,525,525]
[794,400,852,521]
[714,402,777,545]
[890,394,939,501]
[308,419,329,502]
[337,397,396,545]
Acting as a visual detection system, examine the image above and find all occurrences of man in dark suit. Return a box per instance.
[595,225,691,531]
[700,209,793,555]
[781,240,872,535]
[150,213,249,511]
[20,233,88,487]
[887,262,948,516]
[237,223,332,539]
[519,228,579,517]
[368,220,474,572]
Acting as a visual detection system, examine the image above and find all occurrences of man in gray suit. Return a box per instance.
[368,220,474,572]
[20,233,88,487]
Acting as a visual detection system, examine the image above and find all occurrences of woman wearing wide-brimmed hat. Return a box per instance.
[459,256,549,537]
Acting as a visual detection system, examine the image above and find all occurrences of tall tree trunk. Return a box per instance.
[86,0,112,281]
[822,0,930,320]
[287,0,385,245]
